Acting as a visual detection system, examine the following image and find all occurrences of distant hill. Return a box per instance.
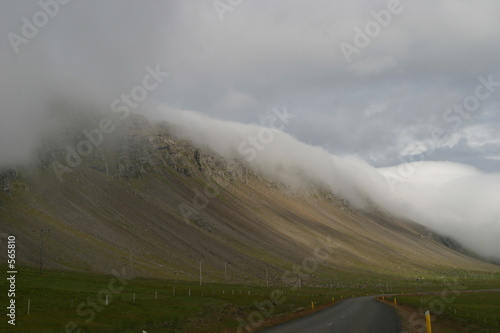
[0,112,497,285]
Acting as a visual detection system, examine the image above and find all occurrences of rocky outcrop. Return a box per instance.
[0,169,18,194]
[37,113,253,183]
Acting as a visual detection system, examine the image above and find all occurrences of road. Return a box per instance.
[258,296,402,333]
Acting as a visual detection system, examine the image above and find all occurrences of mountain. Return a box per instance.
[0,112,497,285]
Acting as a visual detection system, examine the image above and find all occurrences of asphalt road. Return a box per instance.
[258,296,402,333]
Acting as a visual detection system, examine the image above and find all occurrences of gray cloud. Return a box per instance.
[2,1,500,168]
[1,1,499,258]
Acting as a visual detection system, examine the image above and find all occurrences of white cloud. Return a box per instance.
[158,107,500,259]
[381,162,500,258]
[463,125,500,149]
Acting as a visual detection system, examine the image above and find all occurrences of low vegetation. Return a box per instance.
[384,290,500,332]
[2,266,499,332]
[1,266,334,332]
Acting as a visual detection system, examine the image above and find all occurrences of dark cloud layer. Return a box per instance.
[2,0,500,169]
[1,1,499,258]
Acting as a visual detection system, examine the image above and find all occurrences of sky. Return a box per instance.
[1,1,499,259]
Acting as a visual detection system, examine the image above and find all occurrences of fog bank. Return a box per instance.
[155,106,500,260]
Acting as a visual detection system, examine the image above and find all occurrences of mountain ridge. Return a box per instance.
[0,112,498,285]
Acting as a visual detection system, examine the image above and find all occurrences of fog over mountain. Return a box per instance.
[1,1,499,259]
[149,106,500,260]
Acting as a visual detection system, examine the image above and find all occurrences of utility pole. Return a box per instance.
[33,229,50,274]
[199,260,202,286]
[129,247,133,277]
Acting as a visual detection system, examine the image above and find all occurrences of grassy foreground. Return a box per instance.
[385,291,500,332]
[1,266,339,333]
[1,266,499,332]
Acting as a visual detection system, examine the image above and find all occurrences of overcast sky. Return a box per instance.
[1,1,500,258]
[2,0,500,170]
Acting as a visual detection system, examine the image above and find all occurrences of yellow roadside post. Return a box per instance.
[311,301,315,310]
[394,298,397,306]
[332,296,335,302]
[425,310,432,333]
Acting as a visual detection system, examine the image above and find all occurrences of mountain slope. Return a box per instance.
[0,114,497,285]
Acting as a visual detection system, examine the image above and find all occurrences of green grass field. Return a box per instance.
[395,291,500,332]
[1,266,499,332]
[1,266,338,333]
